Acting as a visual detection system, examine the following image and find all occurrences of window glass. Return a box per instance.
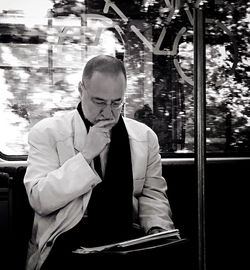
[204,0,250,153]
[0,0,249,157]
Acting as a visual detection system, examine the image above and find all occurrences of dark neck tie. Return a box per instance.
[93,155,102,179]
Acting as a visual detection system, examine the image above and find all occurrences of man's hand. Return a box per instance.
[147,227,166,235]
[147,227,181,240]
[81,119,115,163]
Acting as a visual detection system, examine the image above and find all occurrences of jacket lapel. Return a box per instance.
[57,110,88,166]
[73,109,88,153]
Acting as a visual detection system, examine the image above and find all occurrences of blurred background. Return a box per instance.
[0,0,249,157]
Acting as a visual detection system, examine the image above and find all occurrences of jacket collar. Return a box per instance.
[73,109,88,153]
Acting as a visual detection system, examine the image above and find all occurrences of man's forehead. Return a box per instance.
[86,72,126,90]
[83,71,125,100]
[88,71,125,81]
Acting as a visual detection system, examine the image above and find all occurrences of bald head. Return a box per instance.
[82,55,127,87]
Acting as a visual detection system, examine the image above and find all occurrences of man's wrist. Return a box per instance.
[81,152,92,164]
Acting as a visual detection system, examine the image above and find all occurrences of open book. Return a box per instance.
[73,229,180,254]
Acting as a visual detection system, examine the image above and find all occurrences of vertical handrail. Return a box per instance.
[194,5,206,270]
[48,13,53,86]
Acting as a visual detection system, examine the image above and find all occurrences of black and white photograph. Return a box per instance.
[0,1,249,269]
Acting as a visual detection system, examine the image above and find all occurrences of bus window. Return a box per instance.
[0,0,249,158]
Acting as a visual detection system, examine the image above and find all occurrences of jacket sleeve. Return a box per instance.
[138,129,175,232]
[24,123,101,216]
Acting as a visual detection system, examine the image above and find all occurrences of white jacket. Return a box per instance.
[24,109,174,269]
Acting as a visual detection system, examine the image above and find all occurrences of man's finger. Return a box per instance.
[94,119,116,128]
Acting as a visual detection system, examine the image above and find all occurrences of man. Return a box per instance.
[24,55,175,270]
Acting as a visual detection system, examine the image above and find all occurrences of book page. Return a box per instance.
[73,229,180,254]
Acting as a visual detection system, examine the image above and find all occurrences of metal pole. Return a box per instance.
[194,5,206,270]
[48,14,53,86]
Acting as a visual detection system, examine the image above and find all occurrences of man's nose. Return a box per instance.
[102,104,113,119]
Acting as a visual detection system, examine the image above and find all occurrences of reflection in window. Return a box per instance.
[205,1,250,153]
[0,0,249,156]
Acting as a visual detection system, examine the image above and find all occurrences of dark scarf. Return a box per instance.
[77,103,134,246]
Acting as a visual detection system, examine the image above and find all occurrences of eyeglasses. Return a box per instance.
[81,81,125,110]
[90,98,125,110]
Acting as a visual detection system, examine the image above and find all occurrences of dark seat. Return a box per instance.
[1,166,34,270]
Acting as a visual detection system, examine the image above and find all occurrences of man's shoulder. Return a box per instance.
[29,110,76,140]
[124,117,150,129]
[123,117,157,142]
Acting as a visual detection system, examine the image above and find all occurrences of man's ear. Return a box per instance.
[78,81,83,96]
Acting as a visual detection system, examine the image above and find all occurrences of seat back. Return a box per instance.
[1,166,34,270]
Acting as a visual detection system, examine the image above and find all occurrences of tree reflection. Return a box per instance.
[0,0,249,155]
